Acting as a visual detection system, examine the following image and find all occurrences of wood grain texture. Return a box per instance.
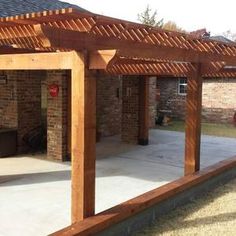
[185,63,203,175]
[71,52,96,223]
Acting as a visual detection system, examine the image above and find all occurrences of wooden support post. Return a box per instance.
[138,76,149,145]
[185,63,203,175]
[71,52,96,223]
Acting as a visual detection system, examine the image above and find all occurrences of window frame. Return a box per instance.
[177,77,187,96]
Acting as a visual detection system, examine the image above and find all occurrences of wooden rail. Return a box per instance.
[51,156,236,236]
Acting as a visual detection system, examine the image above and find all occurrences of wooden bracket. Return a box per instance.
[89,50,117,70]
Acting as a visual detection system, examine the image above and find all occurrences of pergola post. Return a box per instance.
[71,52,96,223]
[185,63,203,175]
[138,76,149,145]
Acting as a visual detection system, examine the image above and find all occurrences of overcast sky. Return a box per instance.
[64,0,235,35]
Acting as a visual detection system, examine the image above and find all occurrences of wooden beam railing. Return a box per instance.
[51,156,236,236]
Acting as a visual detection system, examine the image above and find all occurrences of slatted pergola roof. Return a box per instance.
[0,8,236,77]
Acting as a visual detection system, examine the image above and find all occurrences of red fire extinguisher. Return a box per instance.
[48,84,59,97]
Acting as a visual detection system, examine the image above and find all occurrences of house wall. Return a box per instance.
[0,71,42,152]
[157,77,236,123]
[96,74,122,137]
[0,72,18,129]
[149,77,157,128]
[17,71,42,152]
[121,76,140,143]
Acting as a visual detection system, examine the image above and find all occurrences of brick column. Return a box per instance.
[149,76,157,128]
[96,74,122,137]
[121,76,139,143]
[47,70,69,161]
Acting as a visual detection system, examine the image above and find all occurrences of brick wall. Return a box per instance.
[202,78,236,123]
[121,76,140,143]
[47,70,69,161]
[157,78,186,119]
[0,72,18,128]
[0,70,157,160]
[17,71,42,152]
[96,74,122,137]
[0,71,42,152]
[149,77,157,127]
[157,77,236,123]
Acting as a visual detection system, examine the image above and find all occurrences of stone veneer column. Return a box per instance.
[47,70,69,161]
[121,76,140,143]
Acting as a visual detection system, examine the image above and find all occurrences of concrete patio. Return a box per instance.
[0,130,235,236]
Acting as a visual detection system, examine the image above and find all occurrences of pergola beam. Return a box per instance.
[0,51,74,70]
[0,50,111,70]
[34,24,236,65]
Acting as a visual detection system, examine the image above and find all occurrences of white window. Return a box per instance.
[178,78,187,95]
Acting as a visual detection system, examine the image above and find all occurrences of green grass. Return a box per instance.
[156,120,236,138]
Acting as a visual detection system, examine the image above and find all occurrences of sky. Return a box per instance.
[64,0,236,36]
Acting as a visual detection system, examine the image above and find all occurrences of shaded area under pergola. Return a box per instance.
[0,7,236,233]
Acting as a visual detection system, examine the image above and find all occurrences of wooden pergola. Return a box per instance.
[1,8,236,225]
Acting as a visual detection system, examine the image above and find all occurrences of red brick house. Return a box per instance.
[157,76,236,123]
[156,35,236,124]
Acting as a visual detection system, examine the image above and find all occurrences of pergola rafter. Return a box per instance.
[0,7,236,77]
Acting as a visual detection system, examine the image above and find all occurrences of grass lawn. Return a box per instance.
[136,178,236,236]
[156,120,236,138]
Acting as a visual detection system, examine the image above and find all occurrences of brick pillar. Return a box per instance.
[47,70,69,161]
[96,74,122,137]
[149,76,157,128]
[121,76,139,143]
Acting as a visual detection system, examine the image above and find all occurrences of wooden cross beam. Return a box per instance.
[35,24,236,65]
[0,50,115,70]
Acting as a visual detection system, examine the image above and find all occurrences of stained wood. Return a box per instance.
[71,52,96,223]
[36,25,236,65]
[138,77,149,145]
[0,52,74,70]
[67,74,71,156]
[89,50,117,69]
[185,63,203,175]
[51,156,236,236]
